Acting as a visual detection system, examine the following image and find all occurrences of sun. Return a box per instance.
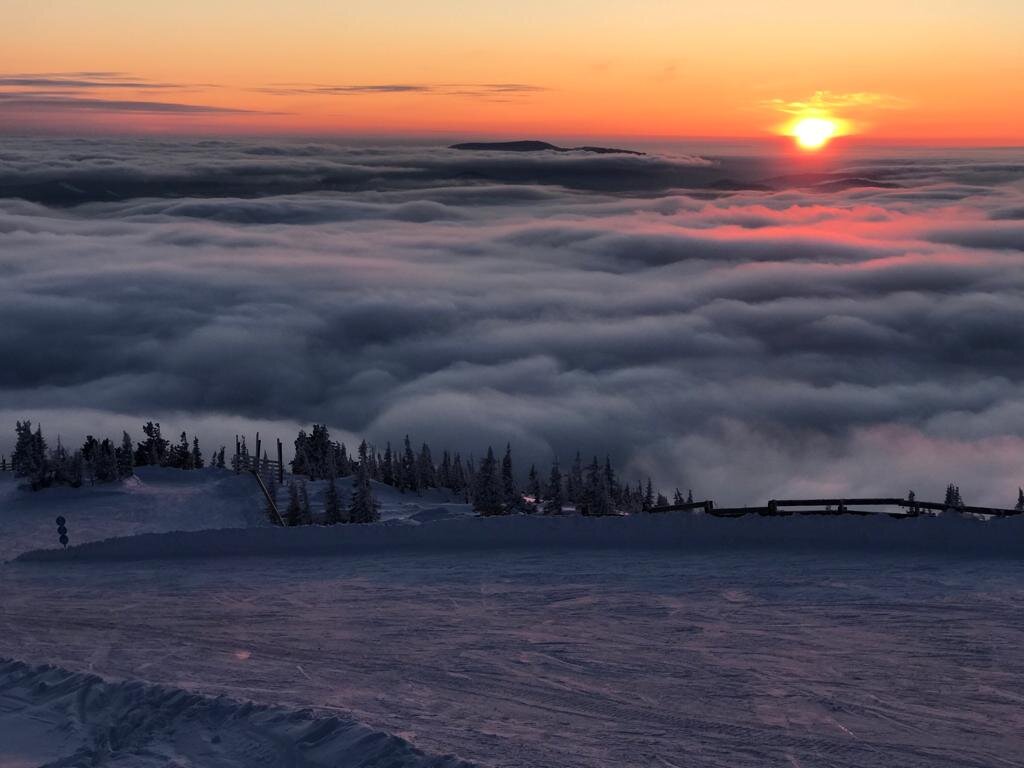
[791,117,839,150]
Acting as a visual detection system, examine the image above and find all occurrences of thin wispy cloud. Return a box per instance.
[257,83,547,99]
[0,72,272,120]
[767,90,910,116]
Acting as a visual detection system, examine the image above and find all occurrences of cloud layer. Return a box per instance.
[2,139,1024,504]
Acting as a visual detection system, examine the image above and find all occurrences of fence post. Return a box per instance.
[277,439,284,484]
[254,433,261,471]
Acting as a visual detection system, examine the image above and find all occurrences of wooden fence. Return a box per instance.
[649,496,1024,518]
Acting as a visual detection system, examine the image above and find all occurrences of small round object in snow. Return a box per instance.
[55,516,66,526]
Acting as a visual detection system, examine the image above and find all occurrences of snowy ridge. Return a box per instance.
[0,658,475,768]
[16,511,1024,563]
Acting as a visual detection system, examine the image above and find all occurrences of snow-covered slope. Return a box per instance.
[0,658,474,768]
[16,510,1024,564]
[0,469,473,561]
[0,468,265,562]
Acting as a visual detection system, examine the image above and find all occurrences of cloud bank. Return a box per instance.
[2,139,1023,504]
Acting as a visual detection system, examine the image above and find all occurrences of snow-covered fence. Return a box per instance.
[649,495,1024,518]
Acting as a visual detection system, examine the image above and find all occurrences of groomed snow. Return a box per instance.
[15,509,1024,564]
[0,658,473,767]
[3,550,1023,767]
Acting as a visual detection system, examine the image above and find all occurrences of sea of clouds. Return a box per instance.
[2,137,1023,504]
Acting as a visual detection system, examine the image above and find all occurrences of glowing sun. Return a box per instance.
[792,117,838,150]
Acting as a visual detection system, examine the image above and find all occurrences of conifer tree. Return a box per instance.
[299,480,313,525]
[418,443,436,489]
[673,488,684,505]
[567,452,584,508]
[382,442,395,486]
[191,437,204,469]
[643,479,655,512]
[117,432,134,479]
[543,460,564,515]
[527,464,541,506]
[1017,488,1024,512]
[501,444,520,511]
[324,475,344,524]
[473,447,504,515]
[349,442,380,523]
[655,492,669,507]
[286,480,302,526]
[402,435,419,493]
[438,450,453,490]
[581,456,613,516]
[451,452,468,499]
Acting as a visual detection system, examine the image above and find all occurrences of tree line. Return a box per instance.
[287,425,687,518]
[7,420,223,491]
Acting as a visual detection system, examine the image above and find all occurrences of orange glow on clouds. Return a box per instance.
[1,1,1022,141]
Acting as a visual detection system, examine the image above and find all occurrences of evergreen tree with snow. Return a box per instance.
[401,435,418,493]
[642,479,655,512]
[673,488,684,505]
[12,421,52,490]
[944,483,964,509]
[438,450,452,490]
[191,437,204,469]
[451,453,468,499]
[543,460,564,515]
[418,443,436,489]
[1017,488,1024,512]
[286,480,302,526]
[135,422,169,467]
[216,447,226,469]
[603,456,620,505]
[567,452,584,508]
[94,439,119,483]
[299,480,313,525]
[324,475,345,524]
[527,464,541,508]
[349,442,380,524]
[655,492,669,508]
[501,444,522,511]
[117,432,134,479]
[473,447,505,515]
[580,456,614,516]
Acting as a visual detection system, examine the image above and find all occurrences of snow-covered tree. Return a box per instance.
[117,432,134,479]
[501,444,522,512]
[324,475,345,524]
[473,447,505,515]
[1016,488,1023,512]
[580,456,614,516]
[299,481,313,525]
[349,442,380,523]
[286,480,302,526]
[543,460,564,515]
[418,443,436,489]
[12,421,51,490]
[944,483,964,509]
[401,435,418,493]
[526,464,541,509]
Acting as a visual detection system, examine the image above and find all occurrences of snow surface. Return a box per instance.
[0,658,473,767]
[2,551,1023,767]
[3,472,1024,767]
[0,468,472,562]
[15,509,1024,563]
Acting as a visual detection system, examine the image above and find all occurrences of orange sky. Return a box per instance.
[2,0,1022,141]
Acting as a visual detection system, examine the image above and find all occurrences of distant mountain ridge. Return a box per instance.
[450,140,645,156]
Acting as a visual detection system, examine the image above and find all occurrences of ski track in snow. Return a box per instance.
[2,551,1023,767]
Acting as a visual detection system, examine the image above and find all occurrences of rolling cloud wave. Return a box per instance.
[2,139,1023,504]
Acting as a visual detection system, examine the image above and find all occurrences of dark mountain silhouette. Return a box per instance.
[451,140,645,156]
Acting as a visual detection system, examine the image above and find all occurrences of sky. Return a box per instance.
[2,138,1024,504]
[2,0,1023,141]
